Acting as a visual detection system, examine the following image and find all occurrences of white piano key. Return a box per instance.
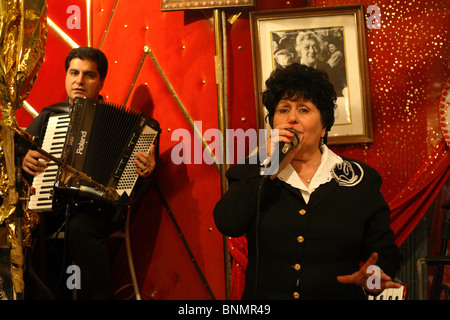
[28,114,70,212]
[367,286,405,300]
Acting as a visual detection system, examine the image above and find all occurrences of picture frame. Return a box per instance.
[250,5,373,145]
[161,0,256,11]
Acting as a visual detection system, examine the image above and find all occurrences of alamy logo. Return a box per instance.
[170,122,281,175]
[366,5,381,30]
[66,265,81,290]
[366,265,381,290]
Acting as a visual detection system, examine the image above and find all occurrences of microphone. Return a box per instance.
[260,128,300,176]
[278,128,300,163]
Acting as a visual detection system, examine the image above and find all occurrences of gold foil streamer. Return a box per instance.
[0,0,48,298]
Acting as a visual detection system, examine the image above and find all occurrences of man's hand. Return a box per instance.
[134,144,156,179]
[22,150,50,176]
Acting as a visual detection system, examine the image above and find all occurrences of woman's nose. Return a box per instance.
[287,112,298,124]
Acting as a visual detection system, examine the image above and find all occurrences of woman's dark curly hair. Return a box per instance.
[262,63,337,144]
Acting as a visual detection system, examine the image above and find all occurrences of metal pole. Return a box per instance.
[213,9,231,300]
[86,0,92,47]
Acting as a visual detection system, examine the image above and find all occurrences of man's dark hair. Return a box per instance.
[64,47,108,80]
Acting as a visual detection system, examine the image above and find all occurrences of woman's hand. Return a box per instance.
[265,124,303,179]
[336,252,402,295]
[134,144,156,179]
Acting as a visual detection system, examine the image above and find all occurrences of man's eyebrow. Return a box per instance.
[83,71,98,75]
[68,68,98,75]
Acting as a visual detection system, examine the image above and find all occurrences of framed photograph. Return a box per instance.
[250,5,373,145]
[161,0,256,11]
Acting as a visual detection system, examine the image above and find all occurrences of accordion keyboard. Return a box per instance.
[28,114,70,212]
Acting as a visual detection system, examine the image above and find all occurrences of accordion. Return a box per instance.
[29,97,160,217]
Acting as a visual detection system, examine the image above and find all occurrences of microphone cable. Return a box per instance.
[254,174,267,299]
[253,128,299,298]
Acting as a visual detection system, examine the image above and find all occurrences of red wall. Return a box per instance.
[15,0,449,299]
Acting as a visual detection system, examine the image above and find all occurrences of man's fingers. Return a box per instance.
[22,166,36,176]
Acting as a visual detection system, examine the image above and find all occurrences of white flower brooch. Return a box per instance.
[331,160,364,187]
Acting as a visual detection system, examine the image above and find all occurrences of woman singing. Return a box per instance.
[213,63,401,300]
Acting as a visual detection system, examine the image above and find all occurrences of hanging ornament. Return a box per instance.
[439,77,450,148]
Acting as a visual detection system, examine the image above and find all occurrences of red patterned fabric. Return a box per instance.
[228,236,248,300]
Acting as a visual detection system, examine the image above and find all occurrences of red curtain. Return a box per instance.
[390,140,450,246]
[228,236,248,300]
[228,139,450,300]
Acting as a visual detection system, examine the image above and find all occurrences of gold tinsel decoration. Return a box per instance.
[0,0,48,299]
